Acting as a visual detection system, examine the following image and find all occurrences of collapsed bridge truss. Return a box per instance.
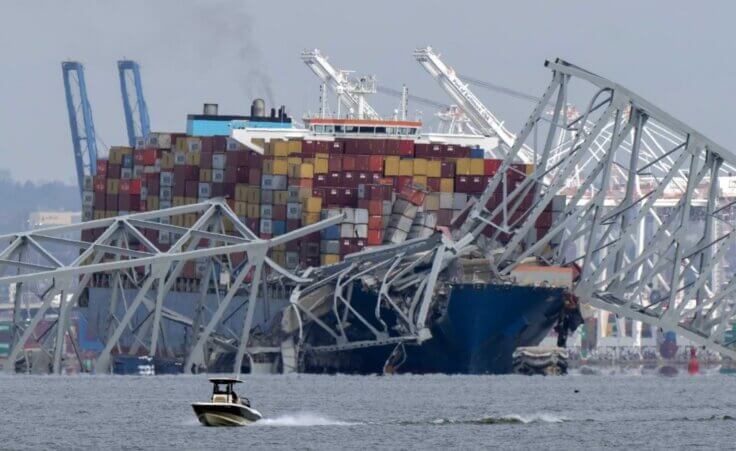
[3,58,736,375]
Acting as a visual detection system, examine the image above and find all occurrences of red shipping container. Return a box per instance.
[236,166,250,183]
[311,188,325,199]
[200,137,213,153]
[330,140,345,154]
[315,141,330,154]
[107,164,121,179]
[248,168,261,185]
[342,188,358,206]
[273,205,287,220]
[456,176,470,193]
[342,139,359,155]
[371,139,386,155]
[211,183,224,197]
[94,194,105,210]
[200,151,213,169]
[367,200,383,216]
[484,159,502,176]
[224,166,237,183]
[385,139,400,156]
[118,193,131,211]
[367,229,383,246]
[342,156,356,171]
[127,179,141,195]
[245,218,259,234]
[302,140,316,156]
[469,176,485,194]
[398,140,414,156]
[286,219,302,232]
[173,182,186,197]
[248,151,263,167]
[368,215,383,230]
[146,173,160,193]
[325,188,341,206]
[414,143,429,158]
[296,178,313,189]
[436,209,454,226]
[129,195,141,211]
[139,200,147,212]
[356,172,370,187]
[314,174,328,188]
[93,177,106,193]
[213,136,227,152]
[355,155,370,171]
[427,177,441,192]
[96,159,108,177]
[394,176,412,192]
[440,161,455,178]
[368,155,384,172]
[119,180,131,193]
[328,156,343,172]
[341,171,356,188]
[328,172,341,187]
[185,180,199,197]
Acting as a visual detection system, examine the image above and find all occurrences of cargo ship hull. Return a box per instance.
[301,284,566,374]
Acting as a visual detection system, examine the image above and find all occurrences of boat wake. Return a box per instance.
[256,413,360,427]
[412,413,568,426]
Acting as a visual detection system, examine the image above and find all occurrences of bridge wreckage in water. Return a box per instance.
[3,57,736,375]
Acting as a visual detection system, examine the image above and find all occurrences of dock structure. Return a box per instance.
[3,58,736,374]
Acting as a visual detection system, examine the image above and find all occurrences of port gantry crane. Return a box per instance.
[117,60,151,148]
[62,62,99,198]
[301,49,381,120]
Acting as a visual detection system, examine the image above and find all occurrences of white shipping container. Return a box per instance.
[198,183,211,198]
[341,208,355,223]
[260,205,273,219]
[212,169,224,183]
[160,172,173,186]
[226,137,244,151]
[83,175,94,191]
[159,187,172,200]
[261,189,273,204]
[260,219,273,234]
[354,224,367,238]
[354,208,369,224]
[453,193,468,210]
[340,223,354,238]
[511,264,574,289]
[174,151,186,165]
[320,240,340,254]
[212,154,226,170]
[82,191,94,207]
[439,192,454,209]
[121,168,132,180]
[287,203,302,219]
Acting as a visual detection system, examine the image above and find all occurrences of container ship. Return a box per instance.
[74,98,580,375]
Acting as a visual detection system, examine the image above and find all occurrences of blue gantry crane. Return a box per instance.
[117,60,150,148]
[62,61,99,197]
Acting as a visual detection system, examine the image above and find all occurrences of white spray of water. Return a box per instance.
[256,412,360,427]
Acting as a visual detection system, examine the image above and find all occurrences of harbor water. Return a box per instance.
[1,371,735,449]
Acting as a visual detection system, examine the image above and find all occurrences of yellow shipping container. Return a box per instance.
[106,179,119,195]
[314,158,328,174]
[300,163,314,179]
[304,196,322,213]
[399,159,413,176]
[235,184,249,201]
[273,158,288,175]
[272,243,286,252]
[413,158,428,176]
[302,212,321,225]
[147,196,159,210]
[440,178,454,192]
[427,160,442,178]
[287,163,301,179]
[246,203,261,218]
[288,156,303,165]
[199,169,212,182]
[274,190,289,205]
[321,254,341,265]
[173,197,185,207]
[288,140,303,155]
[526,164,535,176]
[412,175,428,187]
[273,141,289,157]
[93,211,104,220]
[186,151,200,165]
[185,197,196,205]
[384,156,400,176]
[262,160,274,175]
[456,158,471,175]
[246,187,261,204]
[160,152,175,169]
[298,188,312,201]
[235,201,248,216]
[470,159,484,176]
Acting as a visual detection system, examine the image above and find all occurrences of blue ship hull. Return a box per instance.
[302,283,566,375]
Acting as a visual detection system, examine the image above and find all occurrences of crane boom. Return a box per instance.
[62,61,98,197]
[118,60,151,147]
[414,47,533,161]
[301,49,381,120]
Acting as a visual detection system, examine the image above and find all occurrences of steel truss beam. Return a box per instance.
[1,199,342,374]
[458,58,736,359]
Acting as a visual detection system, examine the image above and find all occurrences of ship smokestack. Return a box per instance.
[203,103,218,115]
[251,98,266,117]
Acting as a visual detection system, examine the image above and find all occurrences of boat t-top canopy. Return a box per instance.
[209,378,243,385]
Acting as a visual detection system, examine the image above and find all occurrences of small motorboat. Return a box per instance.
[192,378,262,426]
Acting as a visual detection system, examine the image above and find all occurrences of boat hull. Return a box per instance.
[191,403,262,426]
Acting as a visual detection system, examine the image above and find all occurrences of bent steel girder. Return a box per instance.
[0,199,342,374]
[460,58,736,358]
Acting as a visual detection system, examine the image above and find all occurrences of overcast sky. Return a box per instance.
[1,0,735,183]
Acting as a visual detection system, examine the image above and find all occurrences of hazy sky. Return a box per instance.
[2,0,735,183]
